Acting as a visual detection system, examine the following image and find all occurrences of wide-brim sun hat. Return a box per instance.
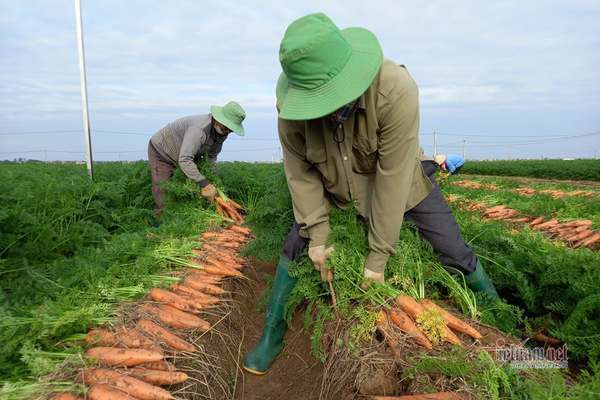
[210,101,246,136]
[276,13,383,120]
[434,154,447,165]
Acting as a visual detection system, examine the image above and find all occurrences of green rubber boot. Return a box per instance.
[466,260,500,300]
[243,255,297,375]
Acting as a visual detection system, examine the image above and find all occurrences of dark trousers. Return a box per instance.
[147,142,175,217]
[281,160,477,274]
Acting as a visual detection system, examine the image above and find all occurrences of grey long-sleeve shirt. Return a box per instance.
[150,114,226,185]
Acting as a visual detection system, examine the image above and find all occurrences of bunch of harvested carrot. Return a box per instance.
[380,295,482,351]
[530,218,599,248]
[454,180,498,190]
[214,194,245,223]
[74,223,253,400]
[447,195,600,250]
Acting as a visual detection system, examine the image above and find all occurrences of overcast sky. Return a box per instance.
[1,0,599,161]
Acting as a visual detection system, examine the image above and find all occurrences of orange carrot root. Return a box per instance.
[85,347,163,367]
[82,368,174,400]
[129,368,189,386]
[389,308,433,350]
[229,225,250,235]
[51,392,83,400]
[419,300,482,340]
[396,295,461,346]
[375,311,401,357]
[87,384,137,400]
[136,360,177,371]
[139,304,211,331]
[136,319,196,353]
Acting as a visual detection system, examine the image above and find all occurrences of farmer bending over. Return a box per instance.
[147,101,246,218]
[243,13,499,375]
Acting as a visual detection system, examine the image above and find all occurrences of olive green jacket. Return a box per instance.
[277,60,433,273]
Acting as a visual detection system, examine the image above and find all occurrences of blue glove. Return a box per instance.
[445,154,465,174]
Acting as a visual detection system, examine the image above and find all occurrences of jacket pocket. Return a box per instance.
[352,144,377,174]
[352,131,377,174]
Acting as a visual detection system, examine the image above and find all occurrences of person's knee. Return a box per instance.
[282,223,309,261]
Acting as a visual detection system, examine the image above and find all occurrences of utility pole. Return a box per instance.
[433,131,437,156]
[74,0,94,178]
[462,139,466,160]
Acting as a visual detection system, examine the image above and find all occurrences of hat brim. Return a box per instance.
[277,27,383,120]
[210,106,245,136]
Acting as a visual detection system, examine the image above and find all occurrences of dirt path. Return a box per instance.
[233,261,325,400]
[464,174,600,188]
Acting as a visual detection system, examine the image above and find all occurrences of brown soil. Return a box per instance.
[233,261,326,400]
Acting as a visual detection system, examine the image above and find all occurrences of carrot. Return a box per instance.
[191,258,243,277]
[83,369,173,400]
[51,392,83,400]
[395,295,426,320]
[508,217,531,223]
[395,295,461,346]
[87,384,137,400]
[148,288,199,313]
[575,224,593,232]
[136,319,196,353]
[226,198,244,211]
[205,255,242,271]
[201,231,221,240]
[375,311,401,357]
[224,203,245,222]
[215,197,243,221]
[183,276,225,296]
[566,230,594,243]
[229,225,250,235]
[139,304,211,331]
[86,327,156,349]
[533,219,558,230]
[210,240,242,250]
[214,232,246,243]
[187,270,224,283]
[85,329,121,347]
[529,216,544,227]
[202,247,243,266]
[172,283,221,303]
[575,232,600,248]
[419,300,482,340]
[202,243,241,258]
[371,392,468,399]
[533,331,561,346]
[388,308,433,350]
[129,369,189,386]
[85,347,163,367]
[137,360,177,371]
[570,219,593,227]
[484,205,506,214]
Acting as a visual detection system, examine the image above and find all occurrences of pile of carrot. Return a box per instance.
[52,222,252,400]
[515,187,595,199]
[376,295,483,352]
[453,180,499,190]
[446,196,600,250]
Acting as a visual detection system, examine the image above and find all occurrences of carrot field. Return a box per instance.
[1,160,600,399]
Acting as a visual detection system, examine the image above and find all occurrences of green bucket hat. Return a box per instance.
[276,13,383,120]
[210,101,246,136]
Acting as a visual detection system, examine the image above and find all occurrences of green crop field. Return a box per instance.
[1,161,599,399]
[460,159,600,181]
